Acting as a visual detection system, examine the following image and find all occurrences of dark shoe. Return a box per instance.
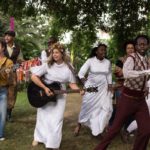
[120,130,130,143]
[6,108,13,122]
[6,115,13,122]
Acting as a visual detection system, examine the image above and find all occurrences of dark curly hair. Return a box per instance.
[89,43,107,58]
[135,35,149,45]
[123,40,135,52]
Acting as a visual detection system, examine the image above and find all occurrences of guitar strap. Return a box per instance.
[66,62,84,86]
[66,63,75,74]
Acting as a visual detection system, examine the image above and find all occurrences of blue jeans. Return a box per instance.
[115,89,122,101]
[0,87,7,137]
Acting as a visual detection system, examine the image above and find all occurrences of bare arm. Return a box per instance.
[31,74,53,96]
[69,83,80,90]
[69,83,84,95]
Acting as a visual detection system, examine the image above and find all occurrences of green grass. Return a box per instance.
[0,92,150,150]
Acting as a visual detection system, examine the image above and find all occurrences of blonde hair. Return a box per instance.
[47,43,70,67]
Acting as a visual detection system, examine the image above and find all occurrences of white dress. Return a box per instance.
[78,56,113,136]
[41,50,48,64]
[30,62,76,149]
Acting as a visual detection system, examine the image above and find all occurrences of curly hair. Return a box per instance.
[122,40,135,53]
[135,35,149,45]
[47,43,70,67]
[89,43,107,58]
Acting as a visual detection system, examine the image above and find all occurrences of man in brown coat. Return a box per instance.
[4,30,24,121]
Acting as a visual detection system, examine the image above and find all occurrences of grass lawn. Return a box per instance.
[0,92,150,150]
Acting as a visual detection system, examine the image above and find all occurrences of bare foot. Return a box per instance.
[32,140,38,146]
[74,124,81,136]
[46,148,59,150]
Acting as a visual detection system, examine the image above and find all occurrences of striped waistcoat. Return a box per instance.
[124,53,149,91]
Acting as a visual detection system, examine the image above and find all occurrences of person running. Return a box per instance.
[74,44,113,137]
[94,35,150,150]
[4,30,24,121]
[31,43,84,150]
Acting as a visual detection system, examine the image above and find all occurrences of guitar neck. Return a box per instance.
[54,89,81,94]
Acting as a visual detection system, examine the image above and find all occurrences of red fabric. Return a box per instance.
[16,58,41,83]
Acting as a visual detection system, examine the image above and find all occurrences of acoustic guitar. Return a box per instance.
[27,81,98,108]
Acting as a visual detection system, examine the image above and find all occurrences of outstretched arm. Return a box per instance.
[123,57,146,78]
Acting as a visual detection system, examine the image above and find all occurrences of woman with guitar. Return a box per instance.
[30,43,84,150]
[0,39,13,141]
[74,44,113,137]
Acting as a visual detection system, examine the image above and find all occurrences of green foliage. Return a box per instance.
[1,0,150,63]
[109,0,150,55]
[0,0,39,18]
[0,19,7,37]
[68,29,97,70]
[107,37,119,64]
[41,0,108,30]
[0,13,9,37]
[0,14,57,60]
[0,0,26,17]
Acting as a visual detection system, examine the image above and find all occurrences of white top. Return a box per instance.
[41,50,48,64]
[30,62,76,148]
[78,56,113,136]
[78,56,112,85]
[31,62,76,85]
[123,52,150,78]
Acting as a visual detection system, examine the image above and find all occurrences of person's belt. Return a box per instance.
[122,86,145,100]
[122,93,145,100]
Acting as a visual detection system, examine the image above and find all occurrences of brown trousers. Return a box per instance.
[7,72,17,109]
[94,87,150,150]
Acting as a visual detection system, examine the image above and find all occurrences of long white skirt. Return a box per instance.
[78,83,113,136]
[34,95,66,149]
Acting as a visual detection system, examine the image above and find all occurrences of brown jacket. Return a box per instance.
[0,57,13,86]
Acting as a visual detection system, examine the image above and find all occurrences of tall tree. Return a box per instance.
[109,0,150,55]
[1,0,150,61]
